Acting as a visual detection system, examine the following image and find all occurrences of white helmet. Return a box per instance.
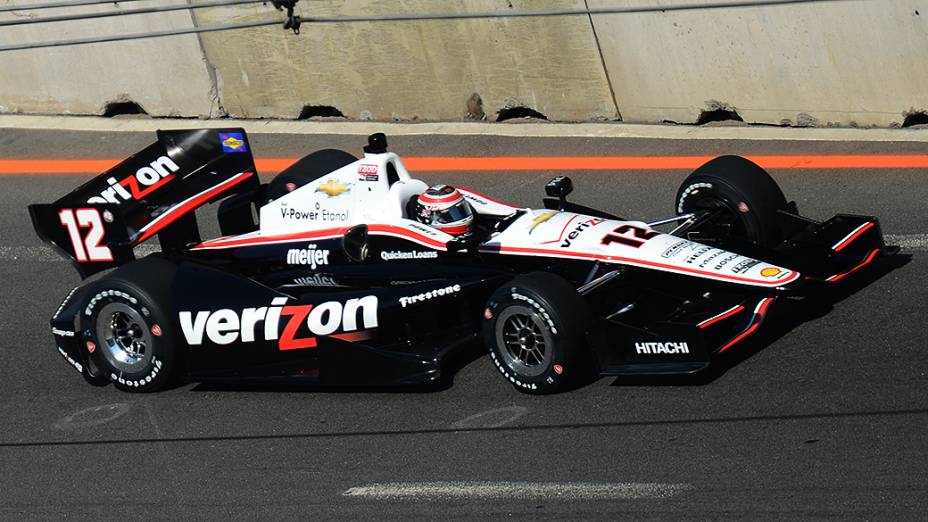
[414,185,474,236]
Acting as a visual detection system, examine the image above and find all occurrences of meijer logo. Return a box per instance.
[286,244,330,269]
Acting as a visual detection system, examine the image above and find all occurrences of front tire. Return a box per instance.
[676,155,789,248]
[483,272,591,394]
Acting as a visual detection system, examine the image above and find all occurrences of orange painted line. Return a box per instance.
[0,155,926,175]
[403,156,716,171]
[0,159,121,174]
[403,155,928,171]
[255,159,296,173]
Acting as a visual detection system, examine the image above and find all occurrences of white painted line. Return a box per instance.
[451,406,528,429]
[1,114,927,142]
[0,244,160,261]
[885,234,928,251]
[342,481,693,500]
[0,246,69,262]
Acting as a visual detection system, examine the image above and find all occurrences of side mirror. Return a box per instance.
[342,224,369,262]
[545,176,573,210]
[363,133,388,154]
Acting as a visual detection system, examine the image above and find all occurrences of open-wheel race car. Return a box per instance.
[30,129,892,393]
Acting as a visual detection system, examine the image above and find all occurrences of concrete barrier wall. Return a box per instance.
[190,0,618,121]
[1,0,926,126]
[0,0,218,117]
[588,0,928,127]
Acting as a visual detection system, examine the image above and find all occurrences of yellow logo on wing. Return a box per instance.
[315,179,351,197]
[529,210,558,234]
[222,135,244,151]
[760,267,782,278]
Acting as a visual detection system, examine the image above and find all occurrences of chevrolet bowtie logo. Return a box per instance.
[315,179,351,197]
[529,210,558,233]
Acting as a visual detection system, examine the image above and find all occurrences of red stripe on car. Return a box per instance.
[135,171,254,243]
[698,305,745,329]
[826,248,880,282]
[192,223,447,251]
[832,222,875,252]
[718,297,775,353]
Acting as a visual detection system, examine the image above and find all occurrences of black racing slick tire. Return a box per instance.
[79,272,177,393]
[675,155,789,248]
[265,148,358,203]
[483,272,591,394]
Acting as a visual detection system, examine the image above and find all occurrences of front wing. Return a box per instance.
[586,213,892,376]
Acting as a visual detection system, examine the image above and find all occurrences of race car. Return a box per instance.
[29,129,892,394]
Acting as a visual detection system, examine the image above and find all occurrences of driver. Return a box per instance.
[413,185,475,236]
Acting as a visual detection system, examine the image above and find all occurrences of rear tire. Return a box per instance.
[265,149,357,203]
[483,272,591,394]
[80,275,177,392]
[675,155,789,248]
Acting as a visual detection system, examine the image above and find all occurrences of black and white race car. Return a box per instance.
[30,129,892,393]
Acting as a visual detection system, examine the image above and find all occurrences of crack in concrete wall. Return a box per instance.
[188,0,226,118]
[583,0,621,121]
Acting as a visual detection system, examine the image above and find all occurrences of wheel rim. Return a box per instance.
[495,305,554,378]
[95,302,153,374]
[689,196,751,243]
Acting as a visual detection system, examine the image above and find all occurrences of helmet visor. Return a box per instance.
[427,201,473,225]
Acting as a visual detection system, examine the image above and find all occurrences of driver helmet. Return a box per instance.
[414,185,474,236]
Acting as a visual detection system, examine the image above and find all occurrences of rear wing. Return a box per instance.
[29,128,260,278]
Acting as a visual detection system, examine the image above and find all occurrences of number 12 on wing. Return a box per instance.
[58,208,113,262]
[601,224,659,248]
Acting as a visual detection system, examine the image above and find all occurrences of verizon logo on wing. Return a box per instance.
[560,217,605,248]
[179,296,378,350]
[635,342,690,355]
[87,156,180,204]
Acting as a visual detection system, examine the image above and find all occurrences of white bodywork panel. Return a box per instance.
[259,152,431,233]
[201,152,798,288]
[479,209,799,288]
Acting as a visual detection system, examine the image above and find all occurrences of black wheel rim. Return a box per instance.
[495,305,553,378]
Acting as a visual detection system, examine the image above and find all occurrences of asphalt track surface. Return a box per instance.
[0,128,926,520]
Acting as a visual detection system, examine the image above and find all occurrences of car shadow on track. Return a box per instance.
[5,407,927,450]
[609,252,912,388]
[187,338,487,394]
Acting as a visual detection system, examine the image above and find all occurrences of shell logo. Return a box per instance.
[760,267,782,278]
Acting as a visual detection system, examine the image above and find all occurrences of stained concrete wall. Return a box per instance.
[190,0,618,121]
[1,0,927,126]
[0,0,218,117]
[588,0,928,127]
